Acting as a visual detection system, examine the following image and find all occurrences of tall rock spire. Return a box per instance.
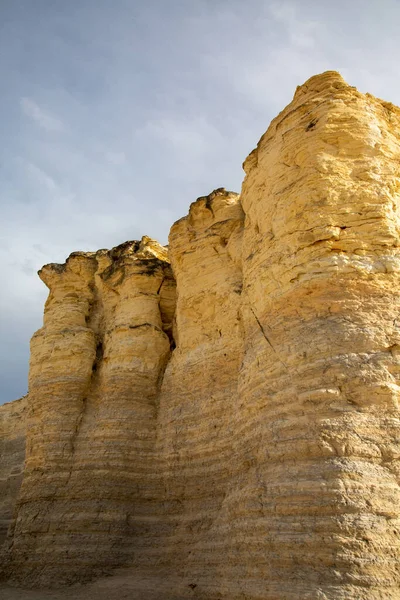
[234,69,400,598]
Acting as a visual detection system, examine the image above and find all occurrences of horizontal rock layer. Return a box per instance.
[0,397,26,547]
[3,71,400,599]
[3,237,175,585]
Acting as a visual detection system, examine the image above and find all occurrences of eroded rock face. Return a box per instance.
[0,397,26,547]
[3,72,400,598]
[155,188,244,588]
[4,237,175,586]
[223,70,400,599]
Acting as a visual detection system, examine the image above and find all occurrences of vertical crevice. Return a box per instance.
[92,340,103,374]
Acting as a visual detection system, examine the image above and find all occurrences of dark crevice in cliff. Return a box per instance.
[92,341,103,373]
[157,277,165,295]
[305,117,318,131]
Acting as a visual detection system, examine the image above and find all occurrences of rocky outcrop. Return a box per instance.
[3,72,400,598]
[4,237,175,586]
[222,70,400,599]
[0,397,26,547]
[155,188,244,590]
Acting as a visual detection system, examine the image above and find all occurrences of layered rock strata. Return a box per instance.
[0,397,26,546]
[3,72,400,599]
[155,188,244,589]
[220,70,400,599]
[4,237,175,585]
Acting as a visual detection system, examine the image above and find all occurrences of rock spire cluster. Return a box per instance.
[2,71,400,599]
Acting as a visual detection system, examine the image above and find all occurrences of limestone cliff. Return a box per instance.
[155,188,244,589]
[3,71,400,599]
[0,397,26,546]
[226,70,400,599]
[3,237,175,585]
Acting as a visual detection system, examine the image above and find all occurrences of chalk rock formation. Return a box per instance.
[223,70,400,599]
[3,72,400,599]
[155,188,244,588]
[0,397,26,546]
[4,237,175,585]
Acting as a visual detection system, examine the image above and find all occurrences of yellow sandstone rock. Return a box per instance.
[0,397,26,546]
[3,237,174,586]
[224,70,400,599]
[2,72,400,599]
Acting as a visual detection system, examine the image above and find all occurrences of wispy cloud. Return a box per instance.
[26,162,58,191]
[20,97,65,132]
[269,1,319,49]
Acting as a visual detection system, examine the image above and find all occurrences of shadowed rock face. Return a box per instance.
[0,397,27,547]
[3,72,400,598]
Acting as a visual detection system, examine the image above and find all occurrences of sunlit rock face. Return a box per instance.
[3,238,175,586]
[155,188,245,590]
[3,72,400,598]
[221,71,400,599]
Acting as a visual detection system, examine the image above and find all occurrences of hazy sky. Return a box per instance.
[1,0,400,404]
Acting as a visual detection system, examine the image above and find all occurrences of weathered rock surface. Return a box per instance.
[0,397,26,547]
[225,70,400,599]
[3,237,175,586]
[3,71,400,599]
[155,188,244,591]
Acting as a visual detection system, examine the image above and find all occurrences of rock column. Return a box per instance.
[156,189,244,594]
[223,72,400,599]
[7,238,174,586]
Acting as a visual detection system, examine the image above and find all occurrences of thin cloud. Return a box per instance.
[20,97,65,132]
[26,162,58,191]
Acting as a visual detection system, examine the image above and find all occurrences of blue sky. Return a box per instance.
[2,0,400,404]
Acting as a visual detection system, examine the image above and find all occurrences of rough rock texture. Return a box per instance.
[155,188,244,591]
[0,397,26,546]
[3,237,175,586]
[223,70,400,599]
[3,72,400,599]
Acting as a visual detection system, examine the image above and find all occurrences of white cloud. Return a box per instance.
[26,162,58,191]
[20,97,65,132]
[106,151,126,165]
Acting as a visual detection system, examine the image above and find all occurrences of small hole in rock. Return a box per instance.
[306,118,318,131]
